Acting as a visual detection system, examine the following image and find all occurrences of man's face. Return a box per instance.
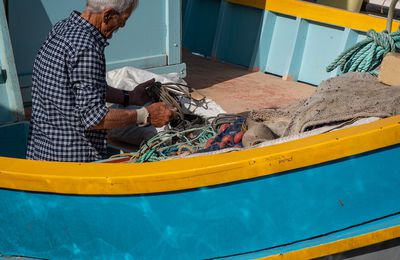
[102,4,134,39]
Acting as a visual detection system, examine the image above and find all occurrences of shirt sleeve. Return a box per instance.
[69,48,108,129]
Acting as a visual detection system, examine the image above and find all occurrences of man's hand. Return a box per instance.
[129,78,156,106]
[145,102,175,127]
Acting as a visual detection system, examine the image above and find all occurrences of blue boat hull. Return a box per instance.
[1,145,399,259]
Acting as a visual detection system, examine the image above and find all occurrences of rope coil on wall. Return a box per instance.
[328,0,400,75]
[326,28,400,75]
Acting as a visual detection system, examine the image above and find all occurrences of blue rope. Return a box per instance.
[327,29,400,75]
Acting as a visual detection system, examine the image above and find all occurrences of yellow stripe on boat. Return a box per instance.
[0,115,399,195]
[259,225,400,259]
[229,0,400,32]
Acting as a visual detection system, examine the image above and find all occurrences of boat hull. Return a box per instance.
[1,145,399,259]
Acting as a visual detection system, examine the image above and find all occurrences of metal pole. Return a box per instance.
[386,0,399,32]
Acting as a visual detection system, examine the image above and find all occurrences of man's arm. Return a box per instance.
[92,102,174,130]
[91,108,137,129]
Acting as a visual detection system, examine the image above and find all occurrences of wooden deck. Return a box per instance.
[183,50,316,113]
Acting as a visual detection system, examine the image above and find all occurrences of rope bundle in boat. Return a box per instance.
[326,28,400,75]
[146,82,208,130]
[108,114,247,163]
[131,114,246,162]
[132,124,216,163]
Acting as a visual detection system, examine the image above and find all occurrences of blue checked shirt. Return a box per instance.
[27,12,110,162]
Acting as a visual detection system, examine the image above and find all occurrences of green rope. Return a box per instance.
[133,125,216,163]
[111,114,244,163]
[326,29,400,75]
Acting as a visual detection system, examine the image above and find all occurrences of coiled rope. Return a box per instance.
[130,114,244,162]
[149,82,207,120]
[326,29,400,75]
[108,114,247,163]
[132,124,216,163]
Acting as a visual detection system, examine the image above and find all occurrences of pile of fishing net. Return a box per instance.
[129,114,247,163]
[249,72,400,137]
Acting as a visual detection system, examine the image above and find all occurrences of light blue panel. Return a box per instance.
[250,11,277,70]
[329,28,360,78]
[8,0,180,78]
[357,33,367,42]
[182,0,222,57]
[0,145,399,259]
[216,3,263,67]
[106,54,167,71]
[342,30,361,50]
[298,21,346,85]
[104,0,167,66]
[265,14,298,76]
[0,122,29,158]
[285,18,309,81]
[148,63,187,78]
[0,0,24,124]
[166,0,182,65]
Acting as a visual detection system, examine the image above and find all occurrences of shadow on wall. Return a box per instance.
[0,102,10,124]
[7,0,54,78]
[0,104,29,159]
[182,0,260,89]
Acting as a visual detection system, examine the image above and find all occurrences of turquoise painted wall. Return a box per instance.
[0,0,24,124]
[182,0,367,86]
[0,122,29,158]
[183,0,222,57]
[7,0,185,104]
[9,0,182,75]
[264,14,298,76]
[215,3,263,67]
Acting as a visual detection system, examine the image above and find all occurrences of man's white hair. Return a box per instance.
[85,0,139,13]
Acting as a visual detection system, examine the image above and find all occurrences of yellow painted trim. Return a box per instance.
[259,225,400,259]
[0,116,399,195]
[229,0,400,32]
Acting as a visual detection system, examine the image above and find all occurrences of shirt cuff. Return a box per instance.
[82,105,108,129]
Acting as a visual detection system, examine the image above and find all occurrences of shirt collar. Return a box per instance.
[69,11,109,47]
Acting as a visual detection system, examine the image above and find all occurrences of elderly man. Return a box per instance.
[27,0,173,162]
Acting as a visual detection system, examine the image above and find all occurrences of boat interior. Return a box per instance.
[1,0,400,164]
[1,1,400,259]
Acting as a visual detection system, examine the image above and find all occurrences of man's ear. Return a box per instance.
[103,8,115,24]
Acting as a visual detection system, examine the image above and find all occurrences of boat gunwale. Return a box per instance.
[228,0,400,32]
[0,115,399,195]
